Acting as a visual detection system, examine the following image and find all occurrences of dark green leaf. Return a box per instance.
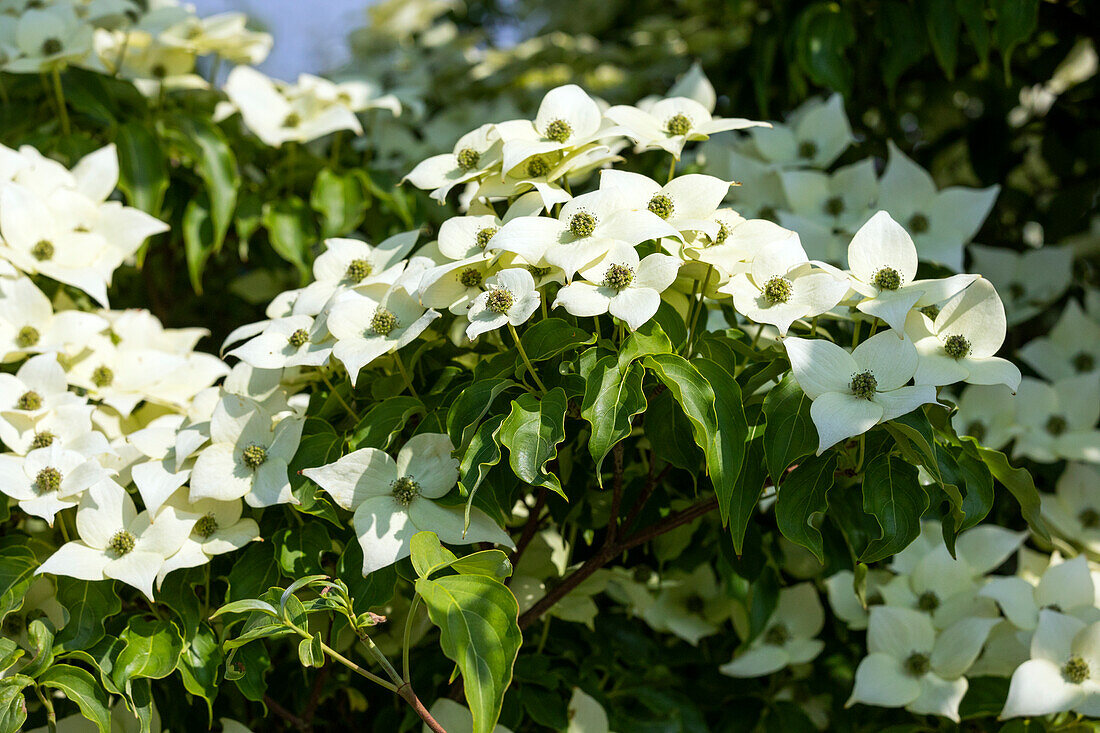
[775,454,838,563]
[54,578,123,653]
[447,379,514,453]
[182,195,216,294]
[581,357,647,482]
[262,196,315,281]
[273,523,331,577]
[311,167,367,237]
[922,0,959,78]
[114,122,168,214]
[860,455,928,563]
[993,0,1039,80]
[0,545,36,624]
[694,358,748,524]
[226,543,281,602]
[459,415,506,531]
[499,388,568,498]
[350,395,425,451]
[21,619,54,678]
[111,618,184,692]
[762,374,817,484]
[961,439,1049,542]
[728,439,768,554]
[519,318,595,362]
[39,664,111,733]
[793,3,856,94]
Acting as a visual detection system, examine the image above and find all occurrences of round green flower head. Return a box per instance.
[909,213,930,234]
[917,591,940,612]
[41,38,62,55]
[569,211,597,238]
[603,264,634,291]
[107,530,136,557]
[647,194,674,220]
[456,147,480,171]
[486,288,514,314]
[475,227,498,249]
[194,513,218,539]
[762,276,793,304]
[665,113,692,136]
[544,119,572,143]
[370,307,399,336]
[282,112,301,128]
[16,326,39,348]
[824,196,845,217]
[35,467,61,494]
[16,391,41,411]
[1073,352,1095,373]
[1063,656,1090,684]
[904,652,930,677]
[798,140,818,159]
[458,268,483,288]
[287,329,309,348]
[525,156,551,179]
[391,475,420,506]
[872,266,902,291]
[31,431,55,449]
[849,370,878,400]
[712,221,730,246]
[943,334,971,360]
[242,443,268,470]
[32,240,54,261]
[91,365,114,388]
[764,624,790,646]
[1046,415,1067,436]
[345,259,372,283]
[1078,507,1100,529]
[151,64,167,79]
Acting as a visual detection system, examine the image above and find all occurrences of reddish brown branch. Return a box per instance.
[398,683,447,733]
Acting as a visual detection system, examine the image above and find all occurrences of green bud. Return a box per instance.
[36,467,62,494]
[16,326,39,348]
[1046,415,1067,436]
[568,211,597,238]
[665,113,692,136]
[1063,656,1090,684]
[194,513,218,539]
[475,227,499,249]
[458,268,483,288]
[288,329,309,348]
[849,370,878,400]
[943,334,971,360]
[797,140,818,159]
[485,288,514,314]
[824,196,845,216]
[647,194,674,220]
[345,259,372,283]
[456,148,480,171]
[917,591,940,612]
[370,307,399,336]
[904,652,930,677]
[107,530,136,557]
[32,240,54,262]
[764,624,790,646]
[525,156,551,179]
[41,38,62,56]
[762,276,792,304]
[16,391,41,411]
[603,264,634,291]
[544,119,572,143]
[242,443,268,469]
[908,213,930,234]
[872,266,902,291]
[1078,508,1099,529]
[91,365,114,388]
[32,431,55,449]
[391,475,420,506]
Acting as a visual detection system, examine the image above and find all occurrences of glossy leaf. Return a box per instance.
[115,122,168,214]
[860,455,928,563]
[762,374,817,484]
[520,319,595,362]
[775,454,838,563]
[499,388,568,498]
[38,664,111,733]
[581,356,647,482]
[694,358,748,524]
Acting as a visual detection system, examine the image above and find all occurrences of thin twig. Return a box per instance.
[264,695,307,731]
[606,443,626,544]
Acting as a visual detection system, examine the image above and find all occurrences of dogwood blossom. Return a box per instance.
[497,84,605,173]
[554,242,678,331]
[327,287,441,384]
[744,94,853,169]
[156,494,260,587]
[1013,376,1100,463]
[720,583,825,676]
[1018,299,1100,381]
[951,384,1019,450]
[606,96,768,159]
[1001,611,1100,718]
[465,268,541,340]
[777,159,878,262]
[0,442,109,524]
[640,565,731,646]
[599,170,730,242]
[1043,464,1100,556]
[968,243,1073,325]
[404,123,501,202]
[980,555,1098,631]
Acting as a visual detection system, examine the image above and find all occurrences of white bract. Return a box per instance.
[1018,299,1100,381]
[1043,464,1100,556]
[980,555,1098,631]
[404,124,501,203]
[600,170,731,242]
[720,583,825,677]
[465,268,541,340]
[554,242,679,331]
[951,384,1019,450]
[327,287,441,384]
[0,442,109,524]
[1001,611,1100,718]
[743,94,853,169]
[606,96,769,159]
[777,159,878,262]
[640,565,731,646]
[1013,376,1100,464]
[496,84,605,173]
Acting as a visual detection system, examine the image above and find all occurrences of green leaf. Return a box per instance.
[21,619,54,678]
[694,358,748,524]
[957,0,991,66]
[225,641,270,702]
[960,439,1049,542]
[211,599,279,619]
[311,167,367,237]
[860,455,928,563]
[262,196,315,281]
[922,0,959,79]
[447,379,515,454]
[0,639,22,675]
[879,2,929,90]
[0,674,32,733]
[165,115,240,249]
[0,545,36,624]
[581,357,647,482]
[520,319,595,362]
[38,664,111,733]
[415,573,522,733]
[411,531,458,578]
[350,395,425,450]
[617,320,674,370]
[728,439,768,553]
[411,532,513,580]
[499,388,568,498]
[762,374,817,484]
[54,578,123,653]
[337,546,397,615]
[182,195,216,294]
[993,0,1038,80]
[793,3,856,94]
[177,624,222,718]
[298,633,325,668]
[114,122,168,214]
[111,618,184,692]
[645,388,703,473]
[226,542,281,602]
[775,454,838,563]
[273,523,331,577]
[458,415,506,531]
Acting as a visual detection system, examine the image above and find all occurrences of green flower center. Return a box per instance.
[91,366,114,388]
[762,276,793,304]
[32,431,55,449]
[151,63,167,79]
[797,140,818,159]
[242,443,268,469]
[41,38,62,56]
[965,421,986,442]
[107,530,136,557]
[525,156,551,178]
[16,391,41,411]
[568,211,597,238]
[32,240,54,261]
[684,595,705,614]
[391,475,421,506]
[1063,656,1090,684]
[757,206,777,222]
[921,305,941,320]
[666,113,692,136]
[1046,415,1067,436]
[283,112,301,128]
[527,265,552,278]
[824,196,845,217]
[904,652,930,677]
[194,513,218,539]
[287,329,309,348]
[1078,508,1100,529]
[917,591,940,612]
[35,467,61,494]
[485,288,514,314]
[370,308,399,336]
[849,370,878,400]
[16,326,39,348]
[458,268,483,288]
[909,213,930,234]
[544,119,572,143]
[1073,352,1095,373]
[456,148,480,171]
[872,266,902,291]
[345,259,372,283]
[943,334,971,360]
[475,227,498,249]
[764,624,790,646]
[647,194,674,220]
[712,222,730,245]
[603,264,634,291]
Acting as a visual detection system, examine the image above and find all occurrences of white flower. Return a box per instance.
[1019,299,1100,381]
[690,215,801,276]
[910,278,1021,391]
[839,211,976,334]
[784,331,938,453]
[599,170,731,241]
[4,4,93,74]
[951,384,1019,450]
[824,569,893,630]
[35,479,193,600]
[302,433,514,575]
[404,123,501,203]
[640,565,730,645]
[719,236,848,336]
[66,336,186,416]
[189,394,304,507]
[1043,464,1100,556]
[476,144,618,212]
[0,442,109,524]
[327,287,440,384]
[466,268,541,340]
[162,11,273,64]
[980,555,1098,631]
[707,147,788,221]
[290,73,400,116]
[847,607,997,721]
[876,142,999,271]
[744,94,853,169]
[720,583,825,676]
[418,257,494,315]
[554,242,678,331]
[0,276,107,361]
[776,159,878,262]
[225,314,331,370]
[156,494,260,587]
[606,96,768,159]
[1013,376,1100,464]
[1001,611,1100,719]
[0,352,81,431]
[969,244,1074,325]
[497,84,605,173]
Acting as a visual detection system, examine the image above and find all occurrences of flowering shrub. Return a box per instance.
[1,1,1098,732]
